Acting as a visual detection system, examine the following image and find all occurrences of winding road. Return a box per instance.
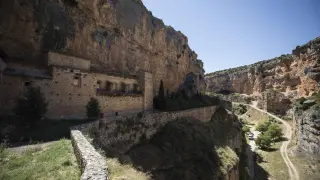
[233,102,300,180]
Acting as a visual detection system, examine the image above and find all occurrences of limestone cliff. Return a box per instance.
[0,0,204,94]
[205,37,320,98]
[294,95,320,155]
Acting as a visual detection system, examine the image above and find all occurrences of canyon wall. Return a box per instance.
[0,0,204,95]
[294,103,320,155]
[205,37,320,98]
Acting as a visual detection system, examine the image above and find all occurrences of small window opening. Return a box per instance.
[24,81,31,87]
[73,75,81,87]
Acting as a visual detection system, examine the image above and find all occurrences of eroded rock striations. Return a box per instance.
[0,0,204,94]
[205,37,320,98]
[294,104,320,155]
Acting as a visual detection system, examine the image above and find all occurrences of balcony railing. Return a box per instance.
[96,88,143,97]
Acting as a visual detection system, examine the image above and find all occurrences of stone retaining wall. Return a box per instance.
[71,130,108,180]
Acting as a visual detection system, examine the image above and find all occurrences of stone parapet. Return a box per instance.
[71,130,108,180]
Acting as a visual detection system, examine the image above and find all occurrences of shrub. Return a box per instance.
[233,104,247,115]
[242,125,250,133]
[255,121,271,133]
[255,134,272,150]
[14,86,48,125]
[265,124,283,141]
[86,97,101,119]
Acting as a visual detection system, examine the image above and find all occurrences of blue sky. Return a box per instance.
[142,0,320,73]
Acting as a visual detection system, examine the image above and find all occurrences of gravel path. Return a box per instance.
[234,102,300,180]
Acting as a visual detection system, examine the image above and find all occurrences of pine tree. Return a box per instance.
[86,97,101,119]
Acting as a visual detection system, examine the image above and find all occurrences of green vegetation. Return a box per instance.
[233,104,248,115]
[255,142,290,180]
[216,146,239,176]
[14,86,48,125]
[242,125,250,134]
[232,93,240,97]
[255,117,283,149]
[106,158,150,180]
[0,139,80,180]
[86,97,101,119]
[294,92,320,111]
[255,134,272,149]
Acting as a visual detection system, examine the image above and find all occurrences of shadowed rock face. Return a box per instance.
[0,0,204,94]
[127,107,242,180]
[205,37,320,98]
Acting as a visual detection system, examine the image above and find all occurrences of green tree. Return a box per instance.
[255,134,272,150]
[86,97,101,119]
[266,124,283,141]
[255,121,270,133]
[14,86,48,125]
[242,125,250,133]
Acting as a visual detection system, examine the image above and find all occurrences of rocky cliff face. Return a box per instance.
[205,37,320,98]
[127,107,243,180]
[0,0,204,94]
[294,103,320,155]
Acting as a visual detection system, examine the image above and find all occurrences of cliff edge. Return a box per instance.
[0,0,204,94]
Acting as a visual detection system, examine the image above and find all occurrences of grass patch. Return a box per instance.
[0,139,80,180]
[256,142,289,180]
[216,146,239,176]
[291,155,320,180]
[106,158,150,180]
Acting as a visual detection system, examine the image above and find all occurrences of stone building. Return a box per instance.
[0,52,153,119]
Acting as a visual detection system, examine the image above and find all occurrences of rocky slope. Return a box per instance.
[127,107,244,180]
[205,37,320,98]
[0,0,204,94]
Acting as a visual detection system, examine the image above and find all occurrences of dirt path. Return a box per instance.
[234,102,300,180]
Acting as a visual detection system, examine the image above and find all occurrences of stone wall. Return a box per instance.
[71,130,108,180]
[0,65,145,119]
[48,51,91,71]
[81,105,219,154]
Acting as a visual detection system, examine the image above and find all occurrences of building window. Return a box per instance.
[73,75,81,87]
[24,81,31,87]
[121,82,126,93]
[133,84,139,93]
[106,81,113,91]
[97,80,102,89]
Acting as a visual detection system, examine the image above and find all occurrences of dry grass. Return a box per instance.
[290,155,320,180]
[106,158,151,180]
[0,139,80,180]
[256,142,289,180]
[240,107,269,125]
